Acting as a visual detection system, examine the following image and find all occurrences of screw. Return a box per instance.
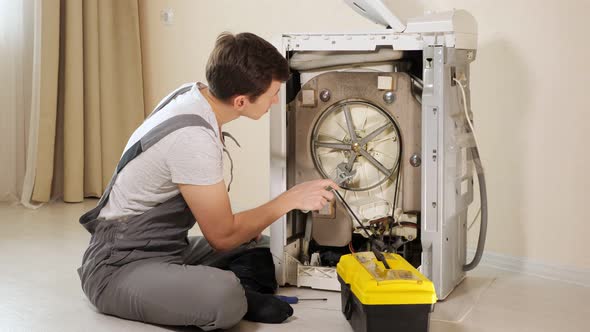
[319,89,331,102]
[383,91,395,104]
[410,154,421,167]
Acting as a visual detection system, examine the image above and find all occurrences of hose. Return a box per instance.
[453,77,488,271]
[463,146,487,271]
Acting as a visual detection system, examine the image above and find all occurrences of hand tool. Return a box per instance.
[275,295,328,304]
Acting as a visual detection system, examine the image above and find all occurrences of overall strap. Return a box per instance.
[147,83,193,118]
[97,114,214,210]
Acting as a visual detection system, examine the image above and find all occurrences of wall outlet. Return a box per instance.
[160,8,174,25]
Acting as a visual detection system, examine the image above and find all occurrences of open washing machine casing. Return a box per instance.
[269,8,478,300]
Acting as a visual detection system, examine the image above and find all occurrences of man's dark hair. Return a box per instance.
[206,32,289,103]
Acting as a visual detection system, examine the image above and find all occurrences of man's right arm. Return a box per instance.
[179,179,338,251]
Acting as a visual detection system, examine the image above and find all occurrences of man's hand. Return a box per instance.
[282,179,340,212]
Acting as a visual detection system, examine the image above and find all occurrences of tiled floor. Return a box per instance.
[0,200,588,331]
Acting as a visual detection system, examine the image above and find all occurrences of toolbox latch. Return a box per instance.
[343,283,354,320]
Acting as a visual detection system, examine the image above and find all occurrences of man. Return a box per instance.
[77,32,338,330]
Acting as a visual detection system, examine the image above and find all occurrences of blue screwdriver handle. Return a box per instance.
[275,295,299,304]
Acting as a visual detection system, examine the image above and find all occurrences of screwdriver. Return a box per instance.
[275,295,328,304]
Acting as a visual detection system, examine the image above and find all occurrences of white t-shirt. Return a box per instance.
[98,83,223,220]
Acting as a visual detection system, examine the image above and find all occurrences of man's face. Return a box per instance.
[240,80,281,120]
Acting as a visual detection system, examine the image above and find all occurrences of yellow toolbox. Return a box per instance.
[337,252,438,332]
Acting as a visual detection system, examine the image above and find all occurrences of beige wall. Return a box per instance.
[139,0,590,270]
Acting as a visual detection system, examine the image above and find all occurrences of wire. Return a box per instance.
[335,189,373,240]
[332,188,391,269]
[391,165,401,217]
[388,156,402,247]
[467,206,482,231]
[453,77,483,168]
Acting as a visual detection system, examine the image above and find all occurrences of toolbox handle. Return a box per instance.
[343,283,354,320]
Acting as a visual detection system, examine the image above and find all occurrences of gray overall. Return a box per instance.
[77,86,265,330]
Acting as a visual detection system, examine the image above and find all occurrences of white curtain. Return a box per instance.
[0,0,31,202]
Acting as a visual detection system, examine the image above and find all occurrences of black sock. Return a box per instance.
[243,290,294,324]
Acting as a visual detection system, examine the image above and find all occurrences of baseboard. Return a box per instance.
[468,249,590,287]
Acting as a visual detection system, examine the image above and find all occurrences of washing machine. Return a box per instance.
[269,1,487,300]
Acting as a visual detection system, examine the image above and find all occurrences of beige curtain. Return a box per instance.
[30,0,145,203]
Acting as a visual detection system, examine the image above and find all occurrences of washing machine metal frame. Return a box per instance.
[269,9,478,300]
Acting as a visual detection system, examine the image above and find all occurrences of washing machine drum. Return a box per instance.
[288,71,422,247]
[311,99,401,191]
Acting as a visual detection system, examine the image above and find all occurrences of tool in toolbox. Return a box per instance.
[330,187,391,269]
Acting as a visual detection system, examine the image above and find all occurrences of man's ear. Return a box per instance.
[232,95,248,111]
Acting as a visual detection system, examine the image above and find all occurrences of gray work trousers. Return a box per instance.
[78,195,269,331]
[96,236,268,330]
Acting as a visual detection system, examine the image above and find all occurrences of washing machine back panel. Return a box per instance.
[287,72,421,247]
